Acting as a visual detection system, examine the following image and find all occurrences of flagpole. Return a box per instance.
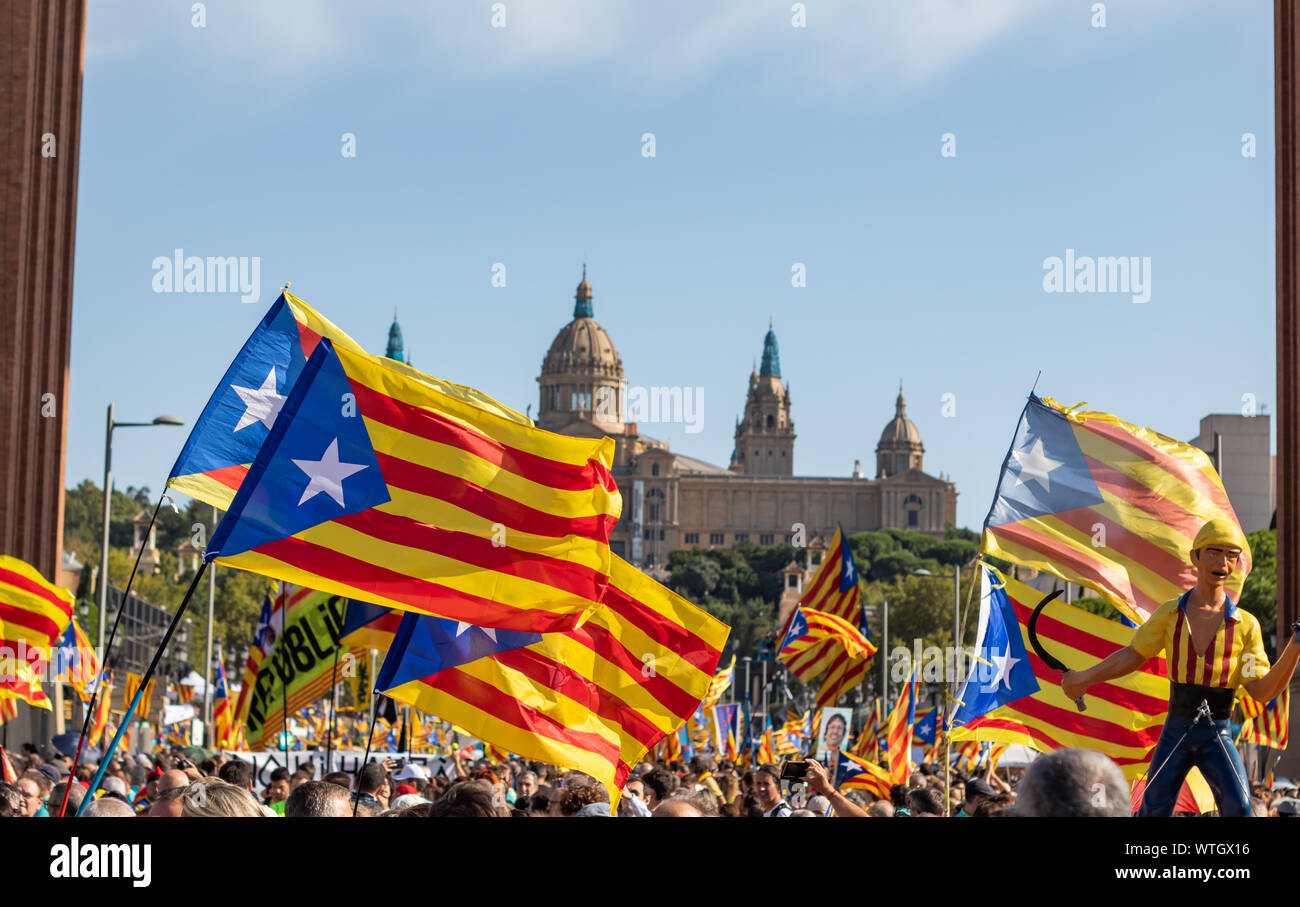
[880,598,889,707]
[60,487,172,817]
[326,642,339,774]
[76,561,209,816]
[204,505,217,745]
[352,691,379,817]
[279,583,290,764]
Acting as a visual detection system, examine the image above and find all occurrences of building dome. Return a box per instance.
[541,268,622,379]
[879,387,922,445]
[537,268,626,433]
[875,384,924,478]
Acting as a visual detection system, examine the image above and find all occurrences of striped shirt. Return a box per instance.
[1130,590,1270,688]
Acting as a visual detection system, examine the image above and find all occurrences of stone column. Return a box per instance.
[1275,0,1300,778]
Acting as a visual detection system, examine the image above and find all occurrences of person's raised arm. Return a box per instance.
[1243,631,1300,705]
[803,759,868,818]
[1060,645,1147,702]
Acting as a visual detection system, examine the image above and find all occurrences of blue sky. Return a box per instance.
[69,0,1275,531]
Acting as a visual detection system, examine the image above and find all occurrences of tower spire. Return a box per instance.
[574,265,594,319]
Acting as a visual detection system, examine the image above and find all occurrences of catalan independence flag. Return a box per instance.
[200,334,619,634]
[851,698,882,761]
[0,555,74,709]
[779,527,874,706]
[951,567,1172,779]
[885,662,919,783]
[982,394,1250,623]
[53,615,98,703]
[169,291,531,506]
[833,748,892,799]
[375,554,728,806]
[1239,690,1289,750]
[778,605,876,708]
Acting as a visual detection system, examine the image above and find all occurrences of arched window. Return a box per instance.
[766,414,774,429]
[651,462,659,476]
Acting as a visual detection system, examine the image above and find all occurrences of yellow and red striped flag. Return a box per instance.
[885,662,920,784]
[0,697,17,727]
[703,654,735,709]
[122,673,156,721]
[0,555,73,709]
[1239,689,1289,749]
[175,295,619,635]
[981,395,1250,623]
[88,673,113,747]
[951,569,1171,779]
[851,698,882,761]
[375,555,728,807]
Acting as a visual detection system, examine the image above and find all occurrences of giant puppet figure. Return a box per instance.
[1062,520,1300,817]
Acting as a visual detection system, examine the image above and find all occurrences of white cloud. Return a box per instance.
[82,0,1193,94]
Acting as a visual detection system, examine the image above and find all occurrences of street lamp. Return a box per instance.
[97,404,184,652]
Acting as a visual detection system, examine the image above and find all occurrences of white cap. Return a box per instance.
[393,763,430,781]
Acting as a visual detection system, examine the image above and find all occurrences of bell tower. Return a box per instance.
[730,321,795,475]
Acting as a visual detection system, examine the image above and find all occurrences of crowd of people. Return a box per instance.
[3,739,1291,817]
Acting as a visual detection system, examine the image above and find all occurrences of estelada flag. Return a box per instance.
[777,527,874,707]
[200,335,619,634]
[951,567,1170,779]
[1239,689,1289,750]
[981,394,1250,623]
[833,748,892,800]
[0,555,74,709]
[168,291,532,507]
[375,555,728,808]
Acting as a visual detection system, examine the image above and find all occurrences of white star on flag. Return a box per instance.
[1012,438,1065,492]
[231,368,286,432]
[292,438,368,507]
[454,621,497,643]
[985,649,1020,691]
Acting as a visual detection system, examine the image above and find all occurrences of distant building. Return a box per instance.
[385,310,409,365]
[1190,412,1275,533]
[530,269,959,569]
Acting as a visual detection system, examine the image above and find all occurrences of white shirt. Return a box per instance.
[763,800,792,817]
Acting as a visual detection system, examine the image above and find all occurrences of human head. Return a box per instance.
[669,788,719,816]
[428,781,503,817]
[752,766,782,811]
[48,782,84,816]
[640,767,677,809]
[265,767,291,804]
[689,755,714,776]
[652,799,706,817]
[866,800,895,817]
[182,778,267,817]
[322,771,353,790]
[964,778,996,812]
[84,796,137,817]
[285,780,353,817]
[15,773,46,816]
[907,787,945,816]
[624,778,645,802]
[289,770,312,792]
[357,762,388,797]
[99,775,128,799]
[0,782,21,817]
[823,713,847,750]
[218,759,254,791]
[159,769,190,793]
[516,771,538,798]
[148,786,187,817]
[1016,748,1129,817]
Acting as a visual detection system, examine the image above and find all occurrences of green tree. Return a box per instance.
[1241,528,1277,659]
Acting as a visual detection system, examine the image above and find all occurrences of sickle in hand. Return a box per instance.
[1027,589,1087,712]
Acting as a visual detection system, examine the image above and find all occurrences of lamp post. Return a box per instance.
[97,404,184,652]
